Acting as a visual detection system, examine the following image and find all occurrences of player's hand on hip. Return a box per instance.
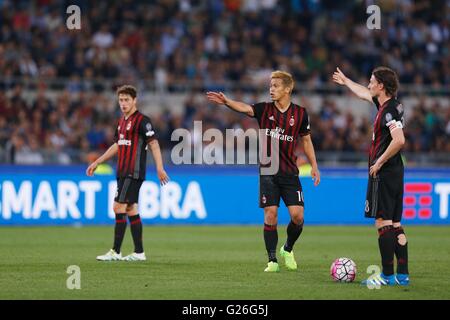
[157,169,170,186]
[206,91,227,105]
[86,162,98,176]
[311,167,321,186]
[332,67,347,85]
[369,161,382,177]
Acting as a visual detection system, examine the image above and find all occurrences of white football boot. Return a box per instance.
[122,252,147,261]
[96,249,122,261]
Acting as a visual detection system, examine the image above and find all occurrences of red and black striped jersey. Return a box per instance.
[113,110,157,179]
[369,97,404,170]
[251,102,310,175]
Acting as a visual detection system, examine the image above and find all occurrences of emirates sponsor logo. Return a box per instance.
[265,127,294,142]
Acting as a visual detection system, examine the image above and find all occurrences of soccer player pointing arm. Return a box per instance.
[86,85,169,262]
[207,71,320,273]
[333,67,409,286]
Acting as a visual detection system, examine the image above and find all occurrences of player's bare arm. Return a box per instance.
[148,139,169,185]
[86,143,118,176]
[332,67,372,102]
[369,127,405,177]
[300,134,321,186]
[206,91,254,117]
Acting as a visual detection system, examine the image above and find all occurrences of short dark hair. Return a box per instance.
[372,67,399,97]
[116,85,137,98]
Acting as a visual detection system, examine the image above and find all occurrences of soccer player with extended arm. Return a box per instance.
[333,67,409,286]
[207,71,320,272]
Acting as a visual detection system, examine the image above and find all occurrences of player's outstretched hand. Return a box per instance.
[206,91,228,105]
[157,169,170,186]
[332,67,347,85]
[311,167,321,186]
[86,162,98,176]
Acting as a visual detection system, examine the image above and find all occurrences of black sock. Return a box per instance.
[113,213,127,254]
[284,220,303,252]
[129,214,144,254]
[378,225,396,276]
[264,224,278,262]
[394,226,409,274]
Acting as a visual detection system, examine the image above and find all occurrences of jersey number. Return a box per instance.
[297,191,304,202]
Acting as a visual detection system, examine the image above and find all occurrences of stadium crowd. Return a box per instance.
[0,0,448,164]
[0,85,448,164]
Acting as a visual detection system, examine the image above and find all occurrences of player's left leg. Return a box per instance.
[278,176,305,271]
[393,174,409,285]
[122,203,146,261]
[278,205,304,271]
[393,221,409,285]
[285,205,304,252]
[121,179,146,262]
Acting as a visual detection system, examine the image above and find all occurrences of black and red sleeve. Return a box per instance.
[140,116,157,143]
[250,102,266,122]
[299,108,311,136]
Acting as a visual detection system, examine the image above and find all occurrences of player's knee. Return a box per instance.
[375,219,383,229]
[113,203,125,213]
[292,215,304,225]
[397,233,407,245]
[264,209,278,224]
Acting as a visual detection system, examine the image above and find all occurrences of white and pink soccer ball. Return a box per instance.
[330,258,357,282]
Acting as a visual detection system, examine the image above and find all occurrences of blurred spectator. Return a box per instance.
[0,1,448,89]
[0,1,448,165]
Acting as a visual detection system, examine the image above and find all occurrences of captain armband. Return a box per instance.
[386,119,403,132]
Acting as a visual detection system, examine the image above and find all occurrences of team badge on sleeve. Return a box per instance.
[145,123,155,137]
[385,113,393,122]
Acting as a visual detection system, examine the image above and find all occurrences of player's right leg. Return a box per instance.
[96,200,127,261]
[361,173,397,285]
[260,175,281,272]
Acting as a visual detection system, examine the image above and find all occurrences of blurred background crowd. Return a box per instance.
[0,0,448,166]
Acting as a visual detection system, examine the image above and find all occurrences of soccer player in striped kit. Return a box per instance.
[87,85,169,261]
[207,71,321,272]
[333,67,409,286]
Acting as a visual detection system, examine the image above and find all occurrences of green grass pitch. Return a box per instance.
[0,225,449,299]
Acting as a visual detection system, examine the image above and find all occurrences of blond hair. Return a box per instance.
[271,70,294,93]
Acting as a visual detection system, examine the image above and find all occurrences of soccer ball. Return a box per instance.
[330,257,357,282]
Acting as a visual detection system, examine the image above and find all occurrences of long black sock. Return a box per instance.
[113,213,127,254]
[129,214,143,253]
[394,226,409,274]
[378,225,396,276]
[264,224,278,262]
[284,220,303,252]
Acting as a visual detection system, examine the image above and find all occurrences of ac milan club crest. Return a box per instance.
[289,116,295,126]
[126,122,132,130]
